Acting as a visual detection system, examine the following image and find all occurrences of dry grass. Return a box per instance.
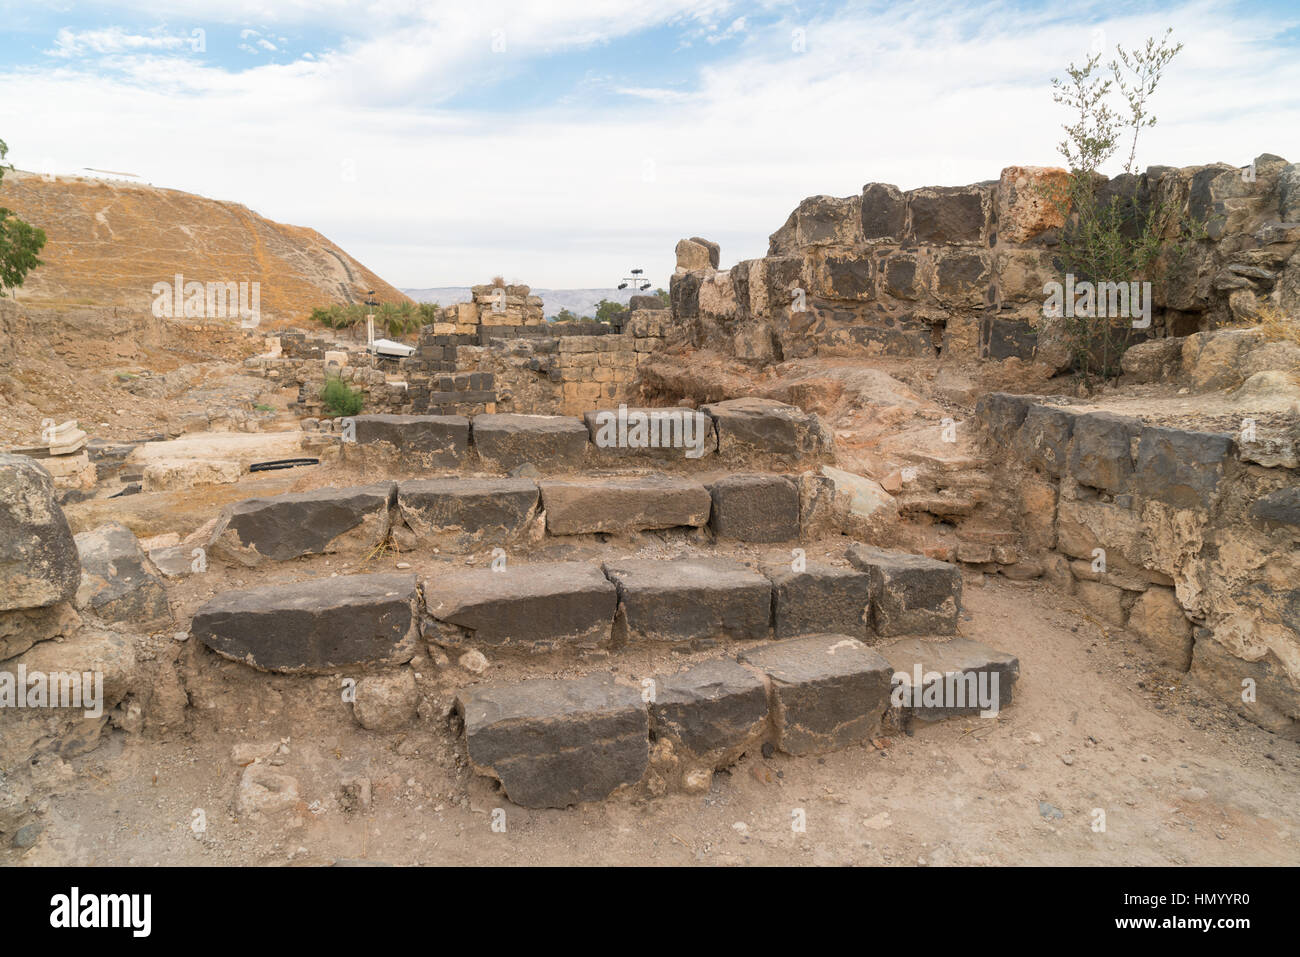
[1251,300,1300,345]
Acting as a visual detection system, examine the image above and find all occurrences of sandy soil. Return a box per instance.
[10,575,1298,867]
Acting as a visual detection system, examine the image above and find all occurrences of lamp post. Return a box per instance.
[617,268,651,292]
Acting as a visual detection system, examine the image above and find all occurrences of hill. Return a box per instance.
[0,170,409,323]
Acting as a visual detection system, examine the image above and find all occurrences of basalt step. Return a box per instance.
[192,472,821,565]
[345,400,833,474]
[456,633,1020,808]
[190,546,964,669]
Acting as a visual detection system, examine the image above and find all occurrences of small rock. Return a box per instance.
[1061,754,1075,766]
[458,650,489,674]
[352,670,418,732]
[231,741,280,765]
[1038,801,1064,820]
[12,823,44,848]
[237,764,300,817]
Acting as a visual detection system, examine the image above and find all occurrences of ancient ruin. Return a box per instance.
[2,146,1297,868]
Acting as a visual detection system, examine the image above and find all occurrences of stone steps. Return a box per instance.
[190,546,964,668]
[345,400,833,474]
[197,470,831,564]
[457,633,1019,808]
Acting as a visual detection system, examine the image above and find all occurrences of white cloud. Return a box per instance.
[45,25,192,57]
[4,0,1299,289]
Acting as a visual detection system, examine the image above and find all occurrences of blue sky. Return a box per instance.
[2,1,1298,288]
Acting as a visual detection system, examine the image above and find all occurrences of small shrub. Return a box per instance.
[321,376,363,417]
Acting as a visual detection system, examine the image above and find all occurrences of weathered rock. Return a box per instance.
[397,478,538,548]
[351,414,469,469]
[1134,426,1235,511]
[1,626,139,764]
[1126,586,1193,671]
[996,166,1068,243]
[768,194,864,253]
[603,557,771,644]
[1189,635,1298,739]
[210,483,396,565]
[708,473,800,542]
[797,470,843,537]
[974,392,1033,450]
[471,414,589,472]
[142,457,241,492]
[148,543,204,579]
[1252,487,1300,530]
[422,562,616,653]
[689,237,722,269]
[237,764,301,818]
[0,453,81,611]
[352,670,418,732]
[1068,412,1140,493]
[907,185,989,244]
[1279,162,1300,222]
[457,674,648,808]
[882,637,1019,720]
[649,659,768,770]
[860,183,907,241]
[192,573,420,673]
[699,397,831,463]
[764,562,872,640]
[540,476,711,535]
[739,634,893,755]
[0,602,80,661]
[1015,404,1078,477]
[1074,578,1127,626]
[675,238,713,272]
[847,545,962,635]
[73,523,170,626]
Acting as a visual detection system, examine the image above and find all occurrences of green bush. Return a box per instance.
[321,376,364,417]
[1043,29,1202,383]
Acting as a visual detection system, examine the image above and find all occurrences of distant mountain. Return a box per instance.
[403,286,662,319]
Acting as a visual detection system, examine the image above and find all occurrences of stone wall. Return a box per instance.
[457,308,669,416]
[243,288,673,419]
[670,154,1300,366]
[975,392,1300,739]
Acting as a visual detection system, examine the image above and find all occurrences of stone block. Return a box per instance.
[603,557,771,644]
[192,573,420,673]
[472,414,590,472]
[422,562,616,653]
[210,483,396,565]
[847,544,962,635]
[541,476,711,535]
[457,674,648,808]
[708,473,800,542]
[739,634,893,755]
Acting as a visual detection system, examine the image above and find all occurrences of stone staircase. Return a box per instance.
[175,396,1021,806]
[44,399,1013,810]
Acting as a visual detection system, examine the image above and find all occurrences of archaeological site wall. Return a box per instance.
[668,154,1300,367]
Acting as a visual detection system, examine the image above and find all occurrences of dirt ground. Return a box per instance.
[11,574,1298,867]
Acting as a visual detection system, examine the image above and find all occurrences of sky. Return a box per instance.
[2,0,1299,289]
